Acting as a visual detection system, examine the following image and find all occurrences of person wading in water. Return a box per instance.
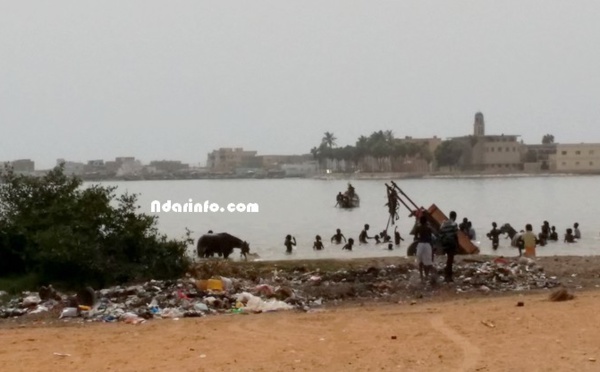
[359,224,373,244]
[331,228,347,244]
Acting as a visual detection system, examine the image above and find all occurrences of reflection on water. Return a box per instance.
[92,176,600,260]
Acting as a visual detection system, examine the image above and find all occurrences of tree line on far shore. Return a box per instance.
[310,131,434,172]
[311,132,557,172]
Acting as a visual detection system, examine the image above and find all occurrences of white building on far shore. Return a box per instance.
[552,143,600,172]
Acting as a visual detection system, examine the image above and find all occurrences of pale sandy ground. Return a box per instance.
[2,290,600,372]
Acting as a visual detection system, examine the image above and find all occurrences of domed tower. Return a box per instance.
[474,112,485,136]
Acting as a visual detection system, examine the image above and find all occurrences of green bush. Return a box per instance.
[0,164,192,289]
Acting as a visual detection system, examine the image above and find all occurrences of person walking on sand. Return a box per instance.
[313,235,324,250]
[284,235,296,254]
[518,224,538,257]
[359,224,373,244]
[439,211,459,283]
[331,228,347,244]
[415,215,434,281]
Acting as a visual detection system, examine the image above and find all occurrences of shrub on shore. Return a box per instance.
[0,164,192,290]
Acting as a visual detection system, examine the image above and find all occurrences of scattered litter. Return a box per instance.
[0,257,570,323]
[59,308,78,319]
[53,353,71,357]
[481,320,495,328]
[516,302,524,307]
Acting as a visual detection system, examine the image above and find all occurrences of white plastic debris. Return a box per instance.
[59,307,79,319]
[235,292,294,312]
[22,295,41,307]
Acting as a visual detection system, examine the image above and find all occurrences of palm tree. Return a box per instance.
[322,132,337,148]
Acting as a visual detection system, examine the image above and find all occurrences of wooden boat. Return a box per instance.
[338,193,360,208]
[336,183,360,208]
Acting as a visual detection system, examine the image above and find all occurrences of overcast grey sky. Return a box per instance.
[2,1,599,169]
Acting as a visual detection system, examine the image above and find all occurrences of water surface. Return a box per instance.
[92,176,600,260]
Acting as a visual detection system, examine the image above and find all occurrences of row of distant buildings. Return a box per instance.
[205,148,316,177]
[1,157,196,180]
[4,112,600,179]
[1,153,319,180]
[445,112,600,173]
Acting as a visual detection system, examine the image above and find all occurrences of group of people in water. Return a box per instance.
[284,224,406,254]
[484,221,581,251]
[450,218,582,253]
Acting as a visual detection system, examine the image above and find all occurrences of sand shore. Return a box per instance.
[1,290,599,371]
[2,255,600,371]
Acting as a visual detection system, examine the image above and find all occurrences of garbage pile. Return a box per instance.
[453,257,561,293]
[0,257,562,323]
[0,276,313,323]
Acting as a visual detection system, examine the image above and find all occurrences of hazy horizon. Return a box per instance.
[2,1,600,169]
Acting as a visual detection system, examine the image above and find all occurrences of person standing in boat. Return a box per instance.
[347,183,355,198]
[359,224,373,244]
[331,228,347,244]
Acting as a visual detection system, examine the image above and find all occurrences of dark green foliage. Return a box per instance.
[311,131,433,171]
[525,149,538,163]
[0,164,192,289]
[542,134,555,144]
[434,140,464,168]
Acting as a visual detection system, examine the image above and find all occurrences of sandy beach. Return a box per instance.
[2,255,600,372]
[1,290,599,372]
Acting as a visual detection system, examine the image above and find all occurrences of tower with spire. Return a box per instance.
[474,112,485,136]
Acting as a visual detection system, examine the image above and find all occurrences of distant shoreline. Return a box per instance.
[310,171,600,181]
[67,171,600,182]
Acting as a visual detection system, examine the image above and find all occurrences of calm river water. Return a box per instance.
[93,176,600,260]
